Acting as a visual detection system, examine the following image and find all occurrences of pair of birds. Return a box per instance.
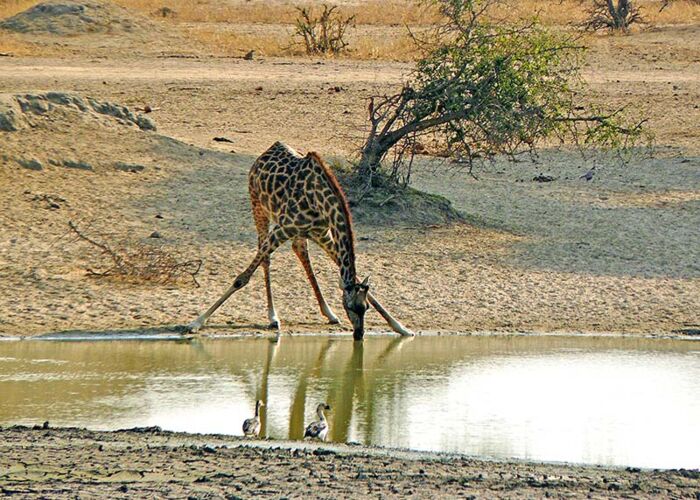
[242,400,332,441]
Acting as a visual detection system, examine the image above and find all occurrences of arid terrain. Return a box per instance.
[0,0,699,496]
[1,12,698,338]
[1,425,698,498]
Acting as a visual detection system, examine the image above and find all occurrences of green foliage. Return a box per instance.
[358,0,645,180]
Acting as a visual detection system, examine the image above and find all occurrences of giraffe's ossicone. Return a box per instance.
[185,141,414,340]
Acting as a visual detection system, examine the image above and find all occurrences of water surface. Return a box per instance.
[0,335,698,469]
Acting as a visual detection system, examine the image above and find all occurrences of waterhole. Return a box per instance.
[0,335,698,468]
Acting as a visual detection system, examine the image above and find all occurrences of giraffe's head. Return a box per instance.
[343,276,370,340]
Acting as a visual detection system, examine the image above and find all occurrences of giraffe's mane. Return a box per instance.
[307,151,355,266]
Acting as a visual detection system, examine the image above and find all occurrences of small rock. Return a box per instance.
[213,136,234,143]
[149,231,162,239]
[135,115,156,131]
[155,6,176,18]
[255,86,263,91]
[117,484,128,493]
[533,174,555,182]
[0,100,22,131]
[114,162,145,173]
[18,158,43,171]
[42,421,49,429]
[62,160,93,171]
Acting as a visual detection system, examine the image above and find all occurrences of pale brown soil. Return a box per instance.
[0,5,699,340]
[0,3,699,497]
[1,426,698,499]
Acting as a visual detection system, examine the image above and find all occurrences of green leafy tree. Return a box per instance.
[357,0,644,185]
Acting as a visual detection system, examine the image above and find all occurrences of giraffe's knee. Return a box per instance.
[234,276,250,288]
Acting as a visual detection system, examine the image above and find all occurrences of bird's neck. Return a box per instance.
[317,408,326,421]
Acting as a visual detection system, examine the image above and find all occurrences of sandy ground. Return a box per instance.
[1,425,698,499]
[0,3,699,497]
[0,6,699,340]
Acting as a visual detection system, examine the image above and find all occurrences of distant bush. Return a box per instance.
[581,0,645,32]
[293,4,356,56]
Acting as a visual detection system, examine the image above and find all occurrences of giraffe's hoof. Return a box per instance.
[328,317,341,325]
[267,321,280,331]
[184,321,202,334]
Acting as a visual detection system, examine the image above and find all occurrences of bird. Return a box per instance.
[304,403,331,441]
[242,400,264,437]
[243,50,255,61]
[579,166,596,181]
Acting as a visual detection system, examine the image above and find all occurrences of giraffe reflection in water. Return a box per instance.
[249,336,413,443]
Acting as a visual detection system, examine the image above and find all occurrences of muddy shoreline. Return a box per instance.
[1,327,698,342]
[0,425,697,498]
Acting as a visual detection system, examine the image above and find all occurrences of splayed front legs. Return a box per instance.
[187,225,289,334]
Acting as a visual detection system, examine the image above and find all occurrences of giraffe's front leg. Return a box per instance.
[292,238,340,325]
[185,225,289,334]
[367,292,415,337]
[186,271,254,333]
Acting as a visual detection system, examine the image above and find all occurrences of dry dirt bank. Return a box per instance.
[0,426,698,499]
[0,18,699,338]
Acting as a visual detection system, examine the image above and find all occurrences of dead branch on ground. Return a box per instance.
[68,221,202,287]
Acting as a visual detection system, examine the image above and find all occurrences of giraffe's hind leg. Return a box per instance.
[252,199,280,330]
[292,238,340,325]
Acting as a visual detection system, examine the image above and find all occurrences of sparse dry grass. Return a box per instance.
[0,0,41,19]
[1,0,698,60]
[1,0,698,27]
[186,25,419,61]
[185,27,294,58]
[113,0,700,27]
[0,32,41,55]
[114,0,440,26]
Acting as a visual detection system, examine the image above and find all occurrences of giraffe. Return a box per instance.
[186,141,413,340]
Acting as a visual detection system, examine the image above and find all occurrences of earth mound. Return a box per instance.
[0,92,155,133]
[0,0,157,36]
[0,92,156,172]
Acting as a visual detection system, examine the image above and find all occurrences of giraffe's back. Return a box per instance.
[249,142,328,231]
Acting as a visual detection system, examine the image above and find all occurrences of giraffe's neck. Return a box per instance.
[307,151,357,289]
[331,217,356,289]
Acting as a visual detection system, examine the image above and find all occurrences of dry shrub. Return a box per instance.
[580,0,645,32]
[68,220,202,287]
[293,4,356,55]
